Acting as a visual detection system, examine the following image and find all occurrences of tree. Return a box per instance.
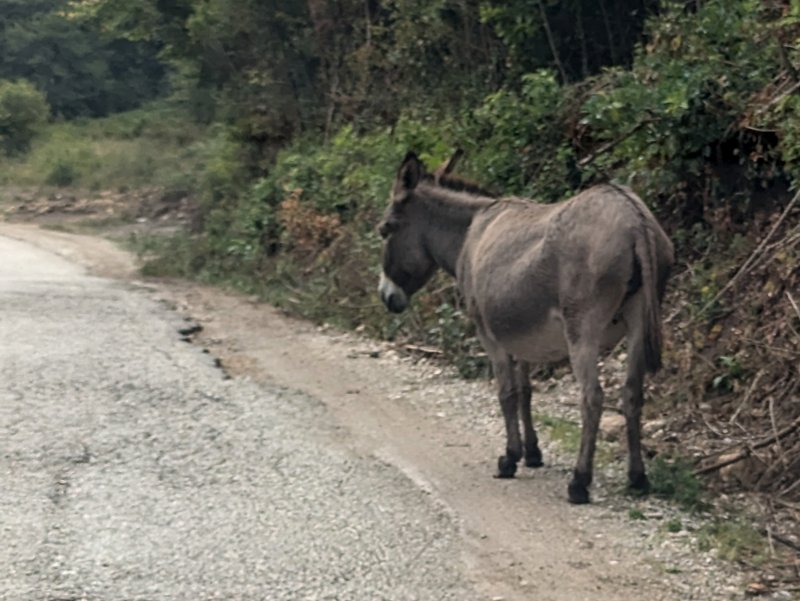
[0,79,50,155]
[0,0,166,118]
[479,0,659,83]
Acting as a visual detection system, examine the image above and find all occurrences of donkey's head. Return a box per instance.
[377,151,461,313]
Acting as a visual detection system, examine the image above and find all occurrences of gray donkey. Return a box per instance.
[377,151,673,503]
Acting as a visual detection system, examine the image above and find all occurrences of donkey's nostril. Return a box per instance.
[386,293,407,313]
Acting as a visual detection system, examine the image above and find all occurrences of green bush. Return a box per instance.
[648,455,706,511]
[580,1,782,208]
[198,117,457,272]
[461,70,577,200]
[0,79,49,155]
[45,161,77,187]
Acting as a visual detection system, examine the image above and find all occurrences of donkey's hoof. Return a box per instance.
[525,446,544,468]
[567,481,591,504]
[495,455,518,478]
[628,472,650,495]
[568,471,592,504]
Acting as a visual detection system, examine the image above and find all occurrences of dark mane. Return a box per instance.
[422,172,497,198]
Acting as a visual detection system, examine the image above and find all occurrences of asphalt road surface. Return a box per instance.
[0,233,479,600]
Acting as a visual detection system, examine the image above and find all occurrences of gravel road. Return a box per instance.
[0,232,480,600]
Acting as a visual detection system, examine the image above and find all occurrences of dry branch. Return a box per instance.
[695,413,800,475]
[697,189,800,317]
[403,344,444,355]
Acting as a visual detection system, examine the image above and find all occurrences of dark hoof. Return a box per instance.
[496,455,518,478]
[525,446,544,468]
[567,470,592,504]
[628,472,650,495]
[567,481,591,504]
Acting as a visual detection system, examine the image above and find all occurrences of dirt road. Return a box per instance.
[0,223,764,600]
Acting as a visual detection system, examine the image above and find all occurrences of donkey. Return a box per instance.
[377,151,674,504]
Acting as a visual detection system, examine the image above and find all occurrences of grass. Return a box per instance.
[534,413,617,466]
[666,517,683,533]
[0,102,207,192]
[126,231,203,279]
[647,455,706,511]
[536,413,582,453]
[628,507,647,520]
[697,520,769,564]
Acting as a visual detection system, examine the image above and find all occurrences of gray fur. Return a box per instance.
[378,152,674,504]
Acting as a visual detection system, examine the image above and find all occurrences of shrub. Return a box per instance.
[461,70,577,200]
[579,1,782,210]
[45,161,77,187]
[648,455,706,511]
[0,80,50,155]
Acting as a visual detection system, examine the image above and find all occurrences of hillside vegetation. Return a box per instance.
[3,1,799,510]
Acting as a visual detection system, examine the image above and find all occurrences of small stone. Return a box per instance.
[744,582,769,596]
[643,418,666,436]
[600,413,626,441]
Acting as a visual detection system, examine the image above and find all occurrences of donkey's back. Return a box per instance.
[458,184,672,368]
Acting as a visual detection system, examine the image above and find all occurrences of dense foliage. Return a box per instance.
[0,79,49,155]
[0,0,164,118]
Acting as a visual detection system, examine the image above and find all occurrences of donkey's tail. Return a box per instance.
[634,225,663,373]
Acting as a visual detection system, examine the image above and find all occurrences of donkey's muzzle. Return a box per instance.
[379,273,408,313]
[383,292,408,313]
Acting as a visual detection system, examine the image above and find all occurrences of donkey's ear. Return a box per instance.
[437,149,464,176]
[397,151,422,191]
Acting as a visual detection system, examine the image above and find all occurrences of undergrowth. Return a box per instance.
[647,455,706,511]
[0,102,207,192]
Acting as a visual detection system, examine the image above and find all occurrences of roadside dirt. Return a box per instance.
[0,220,794,601]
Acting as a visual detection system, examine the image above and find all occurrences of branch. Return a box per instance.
[536,0,568,83]
[577,118,655,168]
[695,413,800,475]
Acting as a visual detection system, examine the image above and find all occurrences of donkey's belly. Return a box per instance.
[489,309,627,364]
[490,309,570,363]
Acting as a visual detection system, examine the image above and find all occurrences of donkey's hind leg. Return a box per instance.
[515,361,543,468]
[566,328,604,504]
[622,298,649,493]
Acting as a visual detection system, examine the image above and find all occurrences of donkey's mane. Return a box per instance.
[414,173,497,227]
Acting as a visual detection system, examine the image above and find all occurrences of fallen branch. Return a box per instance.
[770,531,800,554]
[403,344,443,355]
[752,77,800,119]
[770,396,789,469]
[729,368,766,425]
[787,292,800,342]
[695,413,800,475]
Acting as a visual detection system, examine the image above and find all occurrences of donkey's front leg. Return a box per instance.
[493,356,523,478]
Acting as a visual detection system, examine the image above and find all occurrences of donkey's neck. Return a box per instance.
[416,184,494,275]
